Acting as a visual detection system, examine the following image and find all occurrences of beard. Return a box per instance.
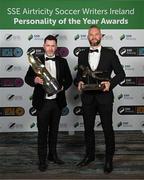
[46,52,55,57]
[48,54,54,57]
[89,39,101,46]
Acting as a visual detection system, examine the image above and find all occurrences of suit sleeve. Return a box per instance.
[62,59,73,90]
[110,50,125,90]
[25,65,36,87]
[74,52,84,87]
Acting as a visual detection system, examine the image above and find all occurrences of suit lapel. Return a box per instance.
[96,47,104,70]
[55,56,60,80]
[84,49,90,67]
[39,55,45,65]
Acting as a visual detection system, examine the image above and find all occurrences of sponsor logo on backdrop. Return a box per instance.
[73,106,99,116]
[119,47,144,56]
[95,121,102,127]
[0,47,23,57]
[74,122,79,128]
[117,93,134,100]
[102,34,113,40]
[73,65,78,71]
[141,94,144,100]
[120,34,125,41]
[74,47,113,56]
[117,121,133,128]
[117,121,122,127]
[0,107,25,116]
[55,47,69,57]
[74,34,87,40]
[118,106,144,115]
[61,106,69,116]
[8,122,23,129]
[73,122,84,128]
[119,77,144,86]
[73,47,88,56]
[73,106,83,115]
[74,33,110,41]
[0,78,24,87]
[30,122,36,128]
[29,107,37,116]
[52,34,67,41]
[28,34,67,41]
[7,94,23,101]
[5,64,22,72]
[4,34,21,41]
[28,34,43,41]
[28,34,33,41]
[140,121,144,127]
[117,93,123,100]
[122,64,134,71]
[29,95,33,101]
[140,121,144,133]
[27,47,69,57]
[29,103,69,116]
[140,121,144,132]
[120,34,136,41]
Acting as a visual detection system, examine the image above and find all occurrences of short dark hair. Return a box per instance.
[89,25,101,30]
[44,35,57,44]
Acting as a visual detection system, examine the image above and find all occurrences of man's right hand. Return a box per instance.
[78,81,84,92]
[34,76,44,85]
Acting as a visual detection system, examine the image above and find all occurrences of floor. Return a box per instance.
[0,131,144,179]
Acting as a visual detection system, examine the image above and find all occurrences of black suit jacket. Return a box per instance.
[74,47,125,105]
[25,55,72,110]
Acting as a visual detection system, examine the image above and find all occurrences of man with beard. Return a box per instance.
[74,25,125,173]
[25,35,72,172]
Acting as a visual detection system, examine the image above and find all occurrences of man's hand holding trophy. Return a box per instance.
[27,49,62,96]
[78,65,110,92]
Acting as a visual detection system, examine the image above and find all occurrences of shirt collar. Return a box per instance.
[44,54,55,59]
[89,46,101,52]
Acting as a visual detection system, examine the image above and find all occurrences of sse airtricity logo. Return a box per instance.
[0,78,24,87]
[5,34,21,41]
[119,47,144,56]
[0,47,23,57]
[5,64,22,72]
[118,106,144,115]
[27,47,69,57]
[120,77,144,86]
[0,107,25,116]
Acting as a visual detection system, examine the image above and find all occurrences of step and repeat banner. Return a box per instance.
[0,0,144,132]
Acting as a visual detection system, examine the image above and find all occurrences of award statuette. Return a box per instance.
[27,49,61,96]
[79,65,109,91]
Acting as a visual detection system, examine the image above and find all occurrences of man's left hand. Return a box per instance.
[101,81,110,92]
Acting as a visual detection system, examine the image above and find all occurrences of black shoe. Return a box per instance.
[48,154,65,165]
[104,158,113,174]
[77,156,95,167]
[38,162,48,172]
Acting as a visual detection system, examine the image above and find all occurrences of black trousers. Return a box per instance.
[37,99,61,163]
[82,97,115,159]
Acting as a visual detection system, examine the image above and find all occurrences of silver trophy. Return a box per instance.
[27,49,61,95]
[79,65,109,91]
